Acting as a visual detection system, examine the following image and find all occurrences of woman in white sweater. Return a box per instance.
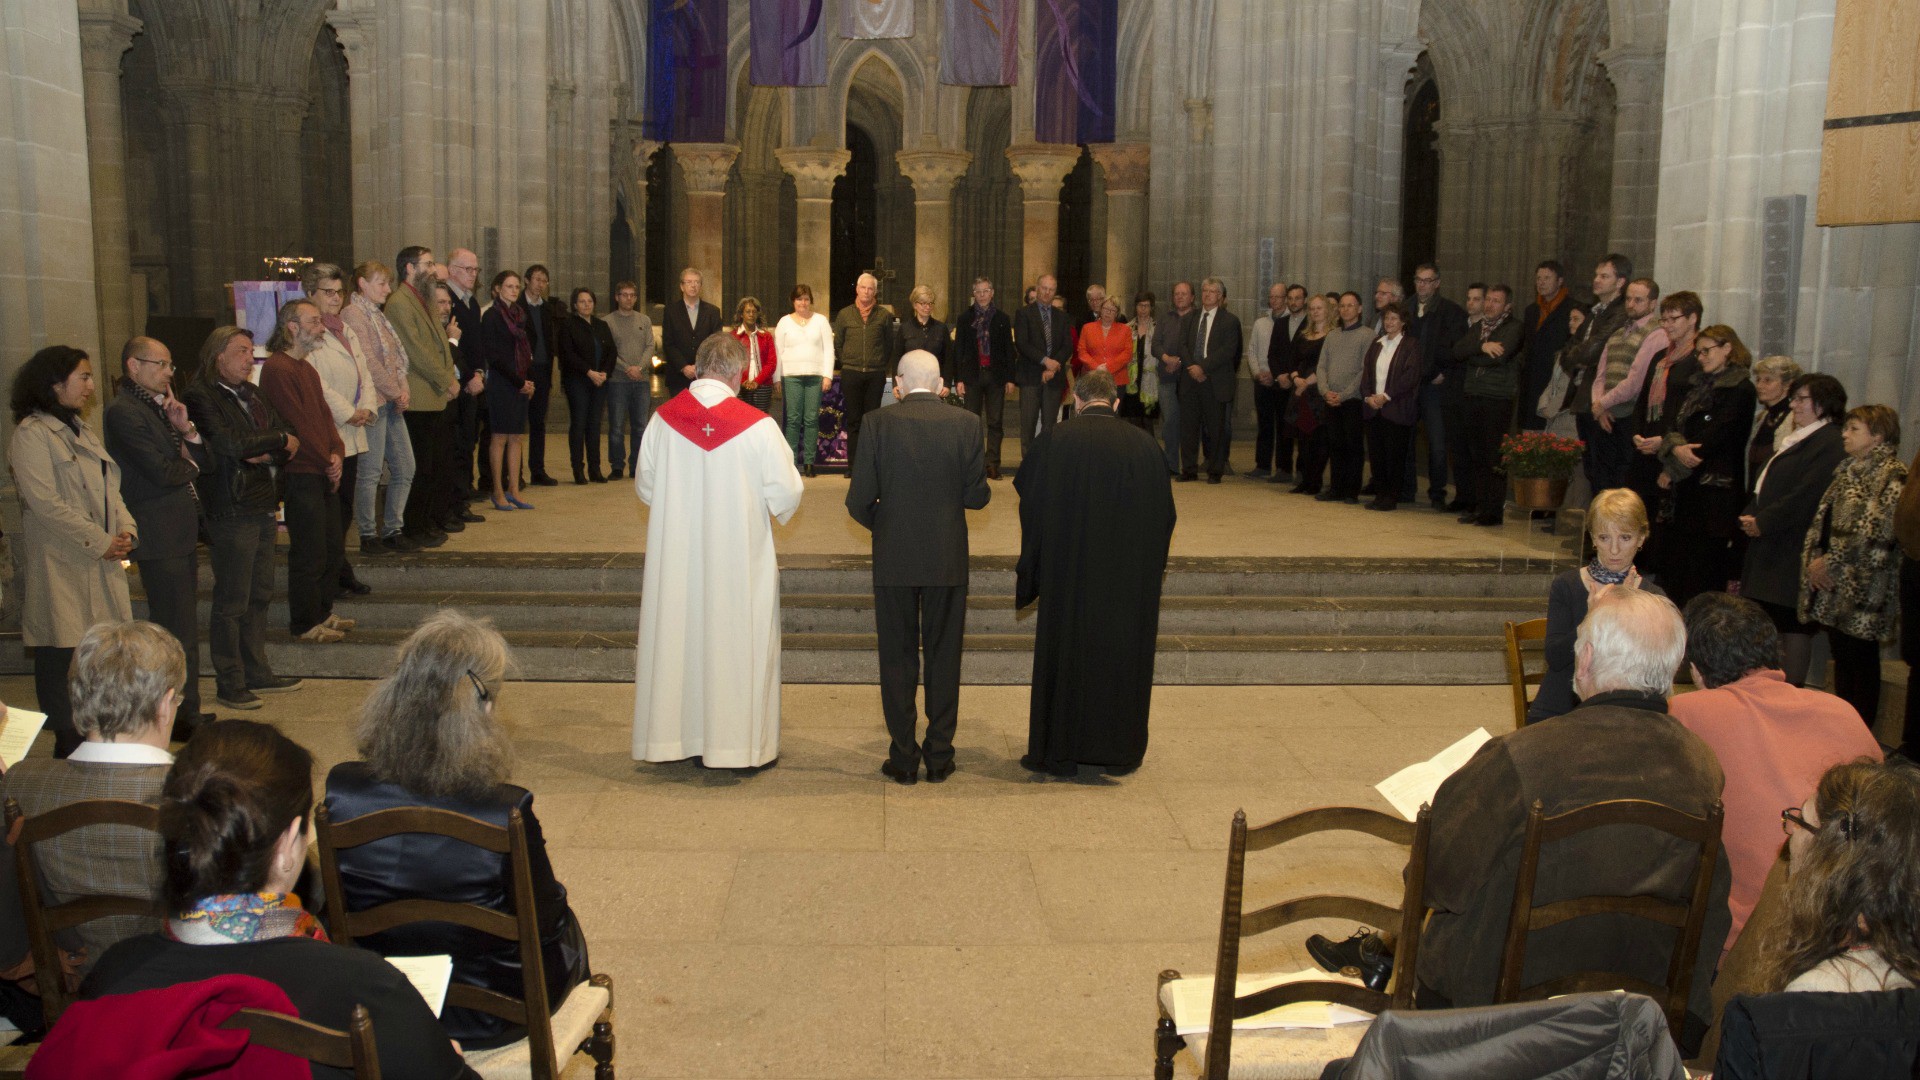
[302,262,377,596]
[775,283,835,476]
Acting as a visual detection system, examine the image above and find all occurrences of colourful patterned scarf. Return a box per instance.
[167,893,329,946]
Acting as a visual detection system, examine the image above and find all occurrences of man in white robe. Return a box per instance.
[633,332,805,768]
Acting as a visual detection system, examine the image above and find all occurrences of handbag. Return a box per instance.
[1537,361,1572,421]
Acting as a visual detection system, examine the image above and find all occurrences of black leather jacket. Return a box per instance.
[181,379,292,520]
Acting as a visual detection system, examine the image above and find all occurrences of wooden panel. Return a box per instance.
[1819,126,1920,226]
[1819,0,1920,225]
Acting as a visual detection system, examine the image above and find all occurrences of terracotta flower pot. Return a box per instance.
[1511,475,1570,510]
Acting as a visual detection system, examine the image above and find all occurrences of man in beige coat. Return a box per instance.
[385,245,460,546]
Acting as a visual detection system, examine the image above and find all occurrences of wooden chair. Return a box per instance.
[315,803,615,1080]
[221,1003,383,1079]
[1494,797,1725,1046]
[1154,805,1433,1080]
[3,796,165,1025]
[1503,618,1549,729]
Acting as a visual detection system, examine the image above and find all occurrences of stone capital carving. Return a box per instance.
[1005,143,1081,199]
[675,143,741,193]
[894,150,972,201]
[325,10,371,60]
[76,10,142,74]
[1088,142,1150,194]
[1598,46,1665,105]
[775,147,852,200]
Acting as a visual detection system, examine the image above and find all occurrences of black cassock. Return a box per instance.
[1014,404,1177,773]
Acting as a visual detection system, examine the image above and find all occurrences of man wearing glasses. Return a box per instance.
[1669,592,1881,961]
[104,337,213,737]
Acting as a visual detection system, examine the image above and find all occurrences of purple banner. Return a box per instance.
[646,0,728,142]
[843,0,913,38]
[941,0,1018,86]
[1034,0,1115,144]
[751,0,826,85]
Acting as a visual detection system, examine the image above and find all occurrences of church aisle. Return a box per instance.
[0,673,1513,1079]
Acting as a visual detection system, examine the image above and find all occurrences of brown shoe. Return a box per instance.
[986,465,1002,480]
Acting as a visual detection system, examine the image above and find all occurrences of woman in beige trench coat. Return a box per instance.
[9,346,137,757]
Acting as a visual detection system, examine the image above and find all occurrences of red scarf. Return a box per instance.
[1534,286,1569,328]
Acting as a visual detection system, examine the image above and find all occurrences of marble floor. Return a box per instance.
[1,674,1509,1079]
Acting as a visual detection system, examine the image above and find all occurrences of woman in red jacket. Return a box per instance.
[731,297,779,414]
[1074,298,1132,390]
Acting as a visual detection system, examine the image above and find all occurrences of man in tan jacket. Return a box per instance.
[385,245,459,547]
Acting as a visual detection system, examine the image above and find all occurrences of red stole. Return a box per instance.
[656,389,765,451]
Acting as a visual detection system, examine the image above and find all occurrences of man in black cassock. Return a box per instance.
[1014,368,1178,777]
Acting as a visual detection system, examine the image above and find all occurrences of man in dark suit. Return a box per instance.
[1012,274,1073,459]
[1179,276,1243,483]
[950,276,1016,479]
[846,351,991,784]
[520,264,565,485]
[661,266,723,399]
[1406,263,1470,508]
[103,337,212,736]
[443,248,489,510]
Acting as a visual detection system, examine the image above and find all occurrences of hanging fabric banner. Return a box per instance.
[751,0,827,85]
[843,0,914,38]
[1034,0,1116,144]
[941,0,1018,86]
[646,0,729,142]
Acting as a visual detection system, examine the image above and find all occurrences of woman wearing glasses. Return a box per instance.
[1655,325,1757,612]
[322,610,590,1049]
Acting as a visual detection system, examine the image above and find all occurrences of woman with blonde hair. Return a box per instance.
[1287,294,1334,496]
[898,284,949,402]
[323,610,589,1049]
[1529,488,1664,722]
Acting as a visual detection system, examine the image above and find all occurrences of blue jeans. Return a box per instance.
[783,376,823,463]
[354,401,415,538]
[606,379,651,474]
[1402,379,1450,502]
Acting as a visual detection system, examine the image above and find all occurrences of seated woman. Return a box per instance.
[79,720,475,1080]
[1770,759,1920,993]
[1528,488,1664,723]
[325,610,589,1050]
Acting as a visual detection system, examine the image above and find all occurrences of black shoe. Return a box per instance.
[439,519,466,533]
[804,464,817,478]
[607,467,625,481]
[1314,490,1341,502]
[573,466,588,485]
[1175,473,1199,483]
[1246,468,1272,480]
[1306,928,1393,992]
[1445,498,1473,513]
[1342,496,1360,504]
[216,689,262,710]
[924,763,954,783]
[1292,484,1319,495]
[1360,482,1377,496]
[1269,471,1295,484]
[1206,474,1223,484]
[359,535,389,555]
[1457,512,1479,524]
[456,509,485,524]
[1473,516,1502,527]
[338,578,373,596]
[1429,497,1448,511]
[1366,498,1397,511]
[531,473,560,487]
[247,676,303,693]
[880,760,918,786]
[384,532,422,553]
[414,530,447,548]
[589,469,608,483]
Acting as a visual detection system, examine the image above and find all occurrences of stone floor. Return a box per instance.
[1,674,1512,1079]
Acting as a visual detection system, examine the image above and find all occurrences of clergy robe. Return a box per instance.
[633,378,805,767]
[1014,403,1177,772]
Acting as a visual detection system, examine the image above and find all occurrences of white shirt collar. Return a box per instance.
[68,740,174,765]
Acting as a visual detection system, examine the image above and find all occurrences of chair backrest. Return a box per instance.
[221,1003,383,1080]
[1494,797,1725,1045]
[1200,805,1433,1079]
[314,803,559,1079]
[1503,618,1549,730]
[3,796,166,1024]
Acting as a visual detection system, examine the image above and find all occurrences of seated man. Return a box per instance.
[1668,592,1881,960]
[1,620,181,978]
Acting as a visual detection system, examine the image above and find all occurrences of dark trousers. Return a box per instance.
[1295,425,1329,492]
[1901,556,1920,750]
[402,408,453,538]
[966,379,1007,469]
[840,368,888,470]
[1581,412,1633,492]
[135,553,201,721]
[207,514,278,696]
[563,374,607,473]
[527,376,553,476]
[32,646,78,758]
[1826,627,1883,733]
[1403,379,1450,502]
[1016,380,1059,461]
[333,455,357,593]
[875,584,967,772]
[282,472,339,635]
[1326,399,1366,498]
[1364,417,1412,504]
[1464,395,1514,523]
[1441,377,1470,502]
[453,388,489,497]
[1252,382,1294,473]
[1180,382,1231,478]
[1521,356,1555,431]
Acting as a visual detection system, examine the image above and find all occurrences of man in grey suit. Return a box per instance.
[846,352,991,784]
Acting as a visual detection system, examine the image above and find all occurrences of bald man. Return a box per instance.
[103,336,214,736]
[846,351,990,782]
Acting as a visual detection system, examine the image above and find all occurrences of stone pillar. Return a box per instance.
[1005,143,1081,291]
[619,132,657,298]
[675,143,739,310]
[1089,142,1150,301]
[894,150,972,318]
[77,6,140,357]
[774,147,850,307]
[1600,46,1664,273]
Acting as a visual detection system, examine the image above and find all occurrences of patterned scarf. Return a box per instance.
[124,381,199,504]
[167,892,329,946]
[1479,311,1510,344]
[1646,344,1691,419]
[499,298,532,381]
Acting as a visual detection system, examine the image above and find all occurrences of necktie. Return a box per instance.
[1041,305,1052,355]
[1200,311,1212,362]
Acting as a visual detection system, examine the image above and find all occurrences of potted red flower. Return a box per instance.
[1500,431,1585,509]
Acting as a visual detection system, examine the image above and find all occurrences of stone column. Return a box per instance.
[620,132,657,298]
[1004,143,1081,291]
[1089,142,1150,301]
[77,7,140,356]
[774,147,850,306]
[1600,46,1664,274]
[894,150,972,318]
[675,143,739,310]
